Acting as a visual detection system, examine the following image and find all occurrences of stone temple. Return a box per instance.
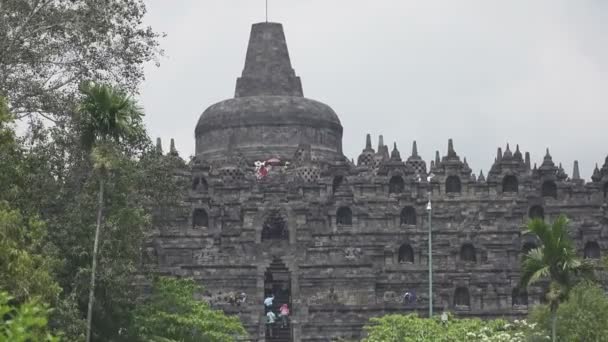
[146,22,608,341]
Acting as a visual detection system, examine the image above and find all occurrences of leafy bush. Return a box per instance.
[130,277,247,342]
[529,282,608,341]
[0,292,59,342]
[363,313,547,342]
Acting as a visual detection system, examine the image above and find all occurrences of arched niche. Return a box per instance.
[502,175,518,193]
[192,176,209,192]
[529,205,544,220]
[541,180,557,198]
[446,175,462,194]
[336,207,352,225]
[522,242,537,255]
[261,210,288,241]
[389,175,405,194]
[454,287,470,307]
[192,208,208,228]
[584,241,601,259]
[512,288,528,306]
[400,206,416,225]
[460,243,476,262]
[398,244,414,263]
[332,175,345,194]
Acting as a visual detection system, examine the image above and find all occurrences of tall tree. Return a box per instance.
[77,82,144,342]
[520,215,592,342]
[0,0,162,122]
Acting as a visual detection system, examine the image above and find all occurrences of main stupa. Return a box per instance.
[195,23,344,163]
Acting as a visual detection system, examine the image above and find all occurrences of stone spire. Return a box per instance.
[155,137,163,155]
[524,152,531,170]
[447,138,458,159]
[541,148,554,167]
[169,138,179,157]
[365,134,373,151]
[557,163,567,180]
[390,142,402,161]
[357,134,375,167]
[592,163,602,182]
[496,147,503,163]
[463,157,469,168]
[478,170,485,182]
[513,144,523,161]
[572,160,581,180]
[435,151,440,165]
[503,144,512,159]
[235,22,303,97]
[405,140,426,175]
[377,135,384,152]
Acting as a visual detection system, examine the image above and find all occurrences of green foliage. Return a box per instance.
[78,82,145,152]
[529,282,608,341]
[0,292,59,342]
[0,0,162,121]
[363,314,546,342]
[0,203,61,304]
[520,215,593,341]
[131,277,247,342]
[521,216,592,294]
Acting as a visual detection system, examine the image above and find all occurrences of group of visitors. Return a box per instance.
[264,294,290,337]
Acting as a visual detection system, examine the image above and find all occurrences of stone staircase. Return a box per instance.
[265,259,292,342]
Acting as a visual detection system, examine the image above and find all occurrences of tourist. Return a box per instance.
[279,303,290,328]
[266,310,277,337]
[264,294,274,312]
[237,292,247,306]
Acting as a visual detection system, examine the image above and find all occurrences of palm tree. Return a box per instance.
[520,214,592,342]
[79,82,143,342]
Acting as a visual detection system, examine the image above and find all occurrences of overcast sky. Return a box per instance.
[140,0,607,180]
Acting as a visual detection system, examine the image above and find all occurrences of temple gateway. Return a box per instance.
[146,22,608,341]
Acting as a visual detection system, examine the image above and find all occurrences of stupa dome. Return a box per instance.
[195,22,343,163]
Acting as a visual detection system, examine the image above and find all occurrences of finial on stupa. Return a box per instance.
[503,144,512,158]
[496,147,503,162]
[365,134,372,150]
[377,135,384,152]
[447,138,457,158]
[525,152,531,170]
[592,163,601,182]
[412,140,418,157]
[541,148,555,168]
[478,170,485,182]
[169,138,179,156]
[156,137,163,155]
[435,150,440,165]
[513,144,522,161]
[573,161,581,180]
[463,157,469,167]
[235,22,303,97]
[390,142,401,161]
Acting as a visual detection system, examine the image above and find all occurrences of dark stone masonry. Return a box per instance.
[145,22,608,341]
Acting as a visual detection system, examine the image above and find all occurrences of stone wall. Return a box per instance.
[147,143,608,341]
